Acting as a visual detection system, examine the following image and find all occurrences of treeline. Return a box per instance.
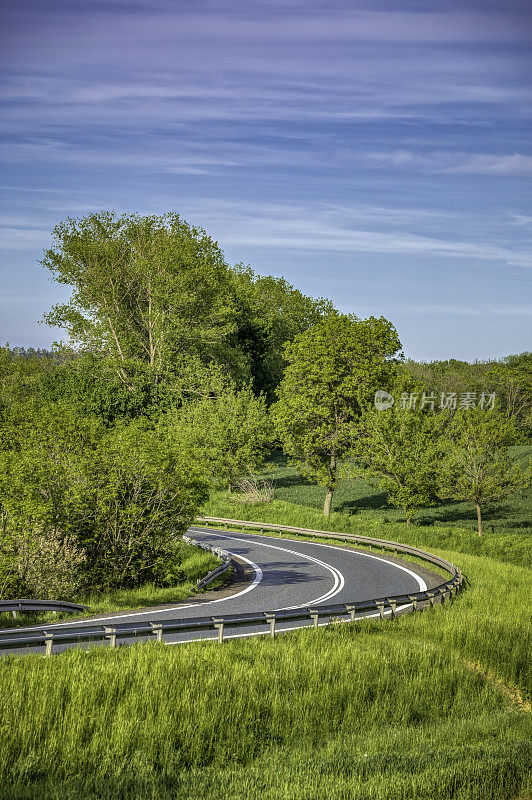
[405,353,532,434]
[0,211,530,600]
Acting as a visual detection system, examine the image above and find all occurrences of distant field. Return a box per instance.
[203,446,532,568]
[260,447,532,532]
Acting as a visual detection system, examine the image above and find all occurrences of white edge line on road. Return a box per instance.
[2,553,264,633]
[198,529,427,595]
[200,531,345,608]
[4,527,428,636]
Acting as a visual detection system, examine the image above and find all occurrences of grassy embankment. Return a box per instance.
[0,544,221,630]
[0,449,530,799]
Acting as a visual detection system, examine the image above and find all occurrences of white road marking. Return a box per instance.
[3,528,428,639]
[201,531,345,609]
[195,529,427,594]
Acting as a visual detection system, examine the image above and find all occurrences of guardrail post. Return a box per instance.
[266,615,276,639]
[427,592,436,609]
[388,599,397,619]
[151,624,163,642]
[11,610,17,620]
[44,632,53,657]
[310,611,319,629]
[375,601,385,619]
[408,594,418,612]
[214,620,224,643]
[104,627,117,648]
[346,604,356,622]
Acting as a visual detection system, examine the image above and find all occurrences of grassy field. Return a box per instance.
[0,544,220,630]
[255,447,532,532]
[202,447,532,568]
[0,455,530,799]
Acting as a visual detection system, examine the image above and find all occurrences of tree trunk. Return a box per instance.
[323,487,333,520]
[323,451,336,520]
[476,503,482,536]
[406,516,411,527]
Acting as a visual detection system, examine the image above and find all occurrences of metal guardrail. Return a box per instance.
[182,535,232,589]
[0,518,463,656]
[0,599,88,620]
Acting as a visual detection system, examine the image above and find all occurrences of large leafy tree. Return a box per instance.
[272,314,402,518]
[230,266,334,399]
[40,213,333,404]
[41,211,239,391]
[438,409,530,536]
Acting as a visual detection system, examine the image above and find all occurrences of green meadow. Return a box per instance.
[1,457,531,799]
[203,447,532,568]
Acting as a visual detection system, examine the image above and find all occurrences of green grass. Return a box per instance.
[259,448,532,534]
[0,549,530,799]
[1,453,530,799]
[0,545,221,630]
[201,447,532,568]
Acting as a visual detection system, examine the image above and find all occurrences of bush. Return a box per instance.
[5,528,86,600]
[0,402,209,594]
[234,474,274,504]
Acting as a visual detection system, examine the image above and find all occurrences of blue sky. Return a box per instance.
[1,0,531,360]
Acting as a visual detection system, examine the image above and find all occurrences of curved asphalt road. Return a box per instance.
[1,528,435,654]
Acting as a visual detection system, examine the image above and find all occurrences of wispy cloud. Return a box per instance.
[392,302,532,316]
[364,150,532,176]
[176,199,532,267]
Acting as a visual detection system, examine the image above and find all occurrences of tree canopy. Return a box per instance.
[351,407,445,525]
[272,314,402,518]
[438,409,529,536]
[40,212,333,402]
[41,211,239,391]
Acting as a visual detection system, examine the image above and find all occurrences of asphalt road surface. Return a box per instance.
[1,528,441,655]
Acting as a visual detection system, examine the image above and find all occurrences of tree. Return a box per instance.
[40,213,334,404]
[164,385,272,492]
[272,314,402,519]
[486,352,532,437]
[230,266,335,399]
[350,407,446,525]
[438,409,530,536]
[41,211,239,390]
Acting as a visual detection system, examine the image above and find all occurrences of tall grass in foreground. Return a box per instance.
[1,552,530,800]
